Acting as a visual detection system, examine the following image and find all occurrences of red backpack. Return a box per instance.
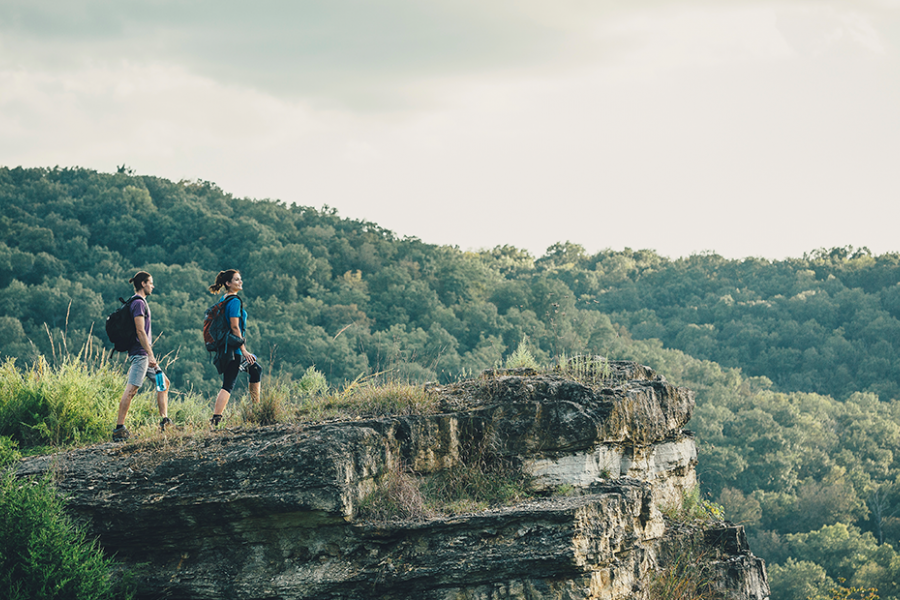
[202,296,242,351]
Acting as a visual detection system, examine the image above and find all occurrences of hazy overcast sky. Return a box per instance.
[1,0,898,259]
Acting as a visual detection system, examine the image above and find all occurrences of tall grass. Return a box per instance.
[554,353,612,384]
[421,435,532,514]
[358,462,428,523]
[0,356,121,449]
[0,352,213,450]
[644,545,720,600]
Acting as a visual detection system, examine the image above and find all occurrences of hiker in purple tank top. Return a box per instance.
[112,271,172,441]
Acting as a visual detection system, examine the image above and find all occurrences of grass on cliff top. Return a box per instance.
[0,353,214,453]
[1,345,611,454]
[0,354,442,453]
[235,370,440,427]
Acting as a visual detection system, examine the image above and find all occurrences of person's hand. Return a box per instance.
[149,357,159,369]
[244,351,256,365]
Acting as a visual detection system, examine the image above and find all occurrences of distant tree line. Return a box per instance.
[3,165,900,599]
[3,167,898,403]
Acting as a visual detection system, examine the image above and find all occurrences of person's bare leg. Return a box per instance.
[249,381,260,404]
[213,389,230,416]
[117,384,140,426]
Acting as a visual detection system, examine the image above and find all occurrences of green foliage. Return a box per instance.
[6,167,900,595]
[0,356,121,448]
[504,336,539,370]
[0,353,214,449]
[6,167,900,403]
[767,559,835,600]
[0,470,130,600]
[295,365,328,396]
[663,486,725,523]
[0,436,20,469]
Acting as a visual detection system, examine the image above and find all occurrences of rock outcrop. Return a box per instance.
[17,361,769,599]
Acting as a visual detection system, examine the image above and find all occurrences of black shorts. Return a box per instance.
[221,357,262,393]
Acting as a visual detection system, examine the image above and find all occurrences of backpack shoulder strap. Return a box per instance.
[129,295,147,313]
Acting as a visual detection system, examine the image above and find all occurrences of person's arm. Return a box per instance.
[134,315,158,368]
[230,316,256,364]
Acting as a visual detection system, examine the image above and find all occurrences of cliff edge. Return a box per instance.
[18,361,769,600]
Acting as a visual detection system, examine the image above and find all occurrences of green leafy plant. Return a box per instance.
[294,366,328,397]
[0,470,132,600]
[0,436,20,469]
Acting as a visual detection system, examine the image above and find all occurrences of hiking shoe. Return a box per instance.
[159,417,173,432]
[209,414,223,429]
[112,426,130,441]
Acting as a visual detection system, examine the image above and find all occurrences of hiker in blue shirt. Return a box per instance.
[207,269,262,427]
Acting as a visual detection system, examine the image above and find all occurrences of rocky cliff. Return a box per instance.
[17,361,769,599]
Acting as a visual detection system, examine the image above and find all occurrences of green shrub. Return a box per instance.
[645,545,719,600]
[504,337,539,370]
[294,366,328,397]
[358,463,428,523]
[0,470,129,600]
[0,357,121,448]
[663,487,725,523]
[0,436,20,469]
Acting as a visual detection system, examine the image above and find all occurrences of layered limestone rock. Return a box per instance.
[17,361,769,600]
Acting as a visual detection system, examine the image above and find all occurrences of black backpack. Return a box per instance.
[105,296,141,352]
[203,296,243,352]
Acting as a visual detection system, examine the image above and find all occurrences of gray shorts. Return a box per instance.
[126,354,163,388]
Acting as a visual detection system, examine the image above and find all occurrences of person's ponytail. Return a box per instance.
[209,269,239,294]
[129,271,151,291]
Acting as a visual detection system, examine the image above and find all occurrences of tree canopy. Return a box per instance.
[3,165,900,599]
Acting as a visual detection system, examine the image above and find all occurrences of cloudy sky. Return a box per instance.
[1,1,898,260]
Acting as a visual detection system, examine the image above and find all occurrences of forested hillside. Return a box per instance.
[3,165,900,599]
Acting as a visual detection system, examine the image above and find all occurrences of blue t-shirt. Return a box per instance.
[128,296,151,356]
[221,295,246,355]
